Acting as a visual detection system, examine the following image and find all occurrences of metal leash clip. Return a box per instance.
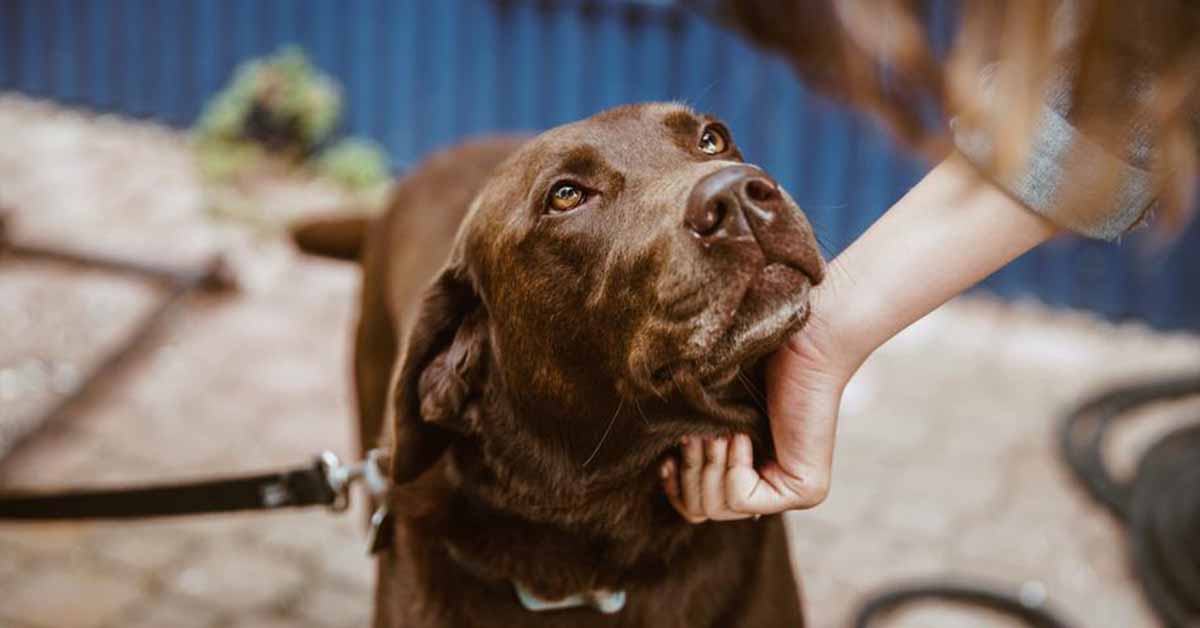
[316,449,395,555]
[366,504,395,555]
[317,449,390,512]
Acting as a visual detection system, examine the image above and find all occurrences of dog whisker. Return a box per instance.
[813,233,836,261]
[736,369,764,400]
[736,371,767,415]
[818,258,859,295]
[643,362,669,402]
[582,398,623,468]
[681,81,719,109]
[633,396,651,426]
[797,202,848,212]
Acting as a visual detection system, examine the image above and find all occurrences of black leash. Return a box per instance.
[0,450,388,522]
[6,374,1195,623]
[0,458,334,520]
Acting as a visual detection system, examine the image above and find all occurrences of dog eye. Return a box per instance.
[547,182,587,213]
[698,126,728,155]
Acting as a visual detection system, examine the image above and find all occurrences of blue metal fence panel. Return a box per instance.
[0,0,1195,330]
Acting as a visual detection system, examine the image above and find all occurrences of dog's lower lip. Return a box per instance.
[697,263,811,380]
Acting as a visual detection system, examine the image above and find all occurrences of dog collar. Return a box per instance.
[513,582,627,614]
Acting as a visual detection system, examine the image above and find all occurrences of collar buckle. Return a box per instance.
[513,582,627,615]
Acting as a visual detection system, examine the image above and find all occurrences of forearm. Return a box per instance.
[816,153,1059,371]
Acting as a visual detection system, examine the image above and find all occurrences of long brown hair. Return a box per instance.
[705,0,1200,231]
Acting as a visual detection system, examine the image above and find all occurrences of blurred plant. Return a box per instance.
[192,47,391,229]
[316,138,391,191]
[193,47,340,175]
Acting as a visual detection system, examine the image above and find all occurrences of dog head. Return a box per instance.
[390,103,824,483]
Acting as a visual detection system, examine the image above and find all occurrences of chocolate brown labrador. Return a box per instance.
[293,103,825,627]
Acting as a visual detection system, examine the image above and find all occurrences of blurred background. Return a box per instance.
[0,1,1197,627]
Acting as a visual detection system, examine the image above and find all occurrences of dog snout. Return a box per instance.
[685,165,782,244]
[684,164,824,284]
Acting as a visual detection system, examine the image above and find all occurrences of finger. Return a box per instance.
[661,458,689,517]
[756,461,831,511]
[679,436,706,521]
[729,432,754,468]
[701,437,737,520]
[661,458,677,497]
[726,455,832,514]
[766,338,841,480]
[724,434,761,513]
[745,338,841,511]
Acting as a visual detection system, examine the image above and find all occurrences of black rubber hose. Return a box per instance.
[851,581,1073,628]
[851,371,1200,628]
[1058,372,1200,628]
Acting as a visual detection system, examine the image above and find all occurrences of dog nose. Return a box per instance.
[685,165,783,242]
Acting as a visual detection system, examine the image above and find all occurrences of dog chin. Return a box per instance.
[634,264,811,397]
[696,263,812,384]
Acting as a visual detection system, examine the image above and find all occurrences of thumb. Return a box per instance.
[761,330,848,505]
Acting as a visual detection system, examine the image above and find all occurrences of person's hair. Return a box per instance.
[704,0,1200,231]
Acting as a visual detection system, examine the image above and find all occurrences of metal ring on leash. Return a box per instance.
[319,448,389,512]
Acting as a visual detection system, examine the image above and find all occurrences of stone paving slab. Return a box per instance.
[2,94,1198,628]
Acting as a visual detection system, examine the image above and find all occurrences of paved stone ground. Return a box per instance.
[1,94,1198,628]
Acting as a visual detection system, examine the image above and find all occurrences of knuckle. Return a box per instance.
[729,507,752,520]
[781,330,809,362]
[726,492,752,513]
[795,478,831,508]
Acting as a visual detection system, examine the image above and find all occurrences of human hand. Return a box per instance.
[660,313,853,522]
[659,154,1059,523]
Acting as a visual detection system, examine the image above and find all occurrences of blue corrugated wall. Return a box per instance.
[2,0,1196,330]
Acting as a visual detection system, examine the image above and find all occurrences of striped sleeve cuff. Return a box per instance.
[950,69,1157,241]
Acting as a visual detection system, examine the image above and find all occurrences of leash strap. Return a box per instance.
[0,454,347,520]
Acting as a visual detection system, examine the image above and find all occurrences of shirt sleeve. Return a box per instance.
[950,64,1158,241]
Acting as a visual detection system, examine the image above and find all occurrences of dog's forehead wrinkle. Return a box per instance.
[559,145,605,178]
[662,109,702,140]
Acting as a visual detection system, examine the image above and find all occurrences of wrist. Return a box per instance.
[803,271,885,379]
[800,155,1057,378]
[789,283,872,387]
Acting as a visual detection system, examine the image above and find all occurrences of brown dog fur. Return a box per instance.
[296,103,824,627]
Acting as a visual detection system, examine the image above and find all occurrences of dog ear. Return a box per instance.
[389,265,489,483]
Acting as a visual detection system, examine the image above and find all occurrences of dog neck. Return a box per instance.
[405,373,768,602]
[427,408,699,601]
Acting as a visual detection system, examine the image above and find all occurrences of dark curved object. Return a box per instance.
[851,581,1073,628]
[0,457,336,520]
[289,213,370,263]
[851,372,1200,628]
[0,217,236,463]
[1058,372,1200,627]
